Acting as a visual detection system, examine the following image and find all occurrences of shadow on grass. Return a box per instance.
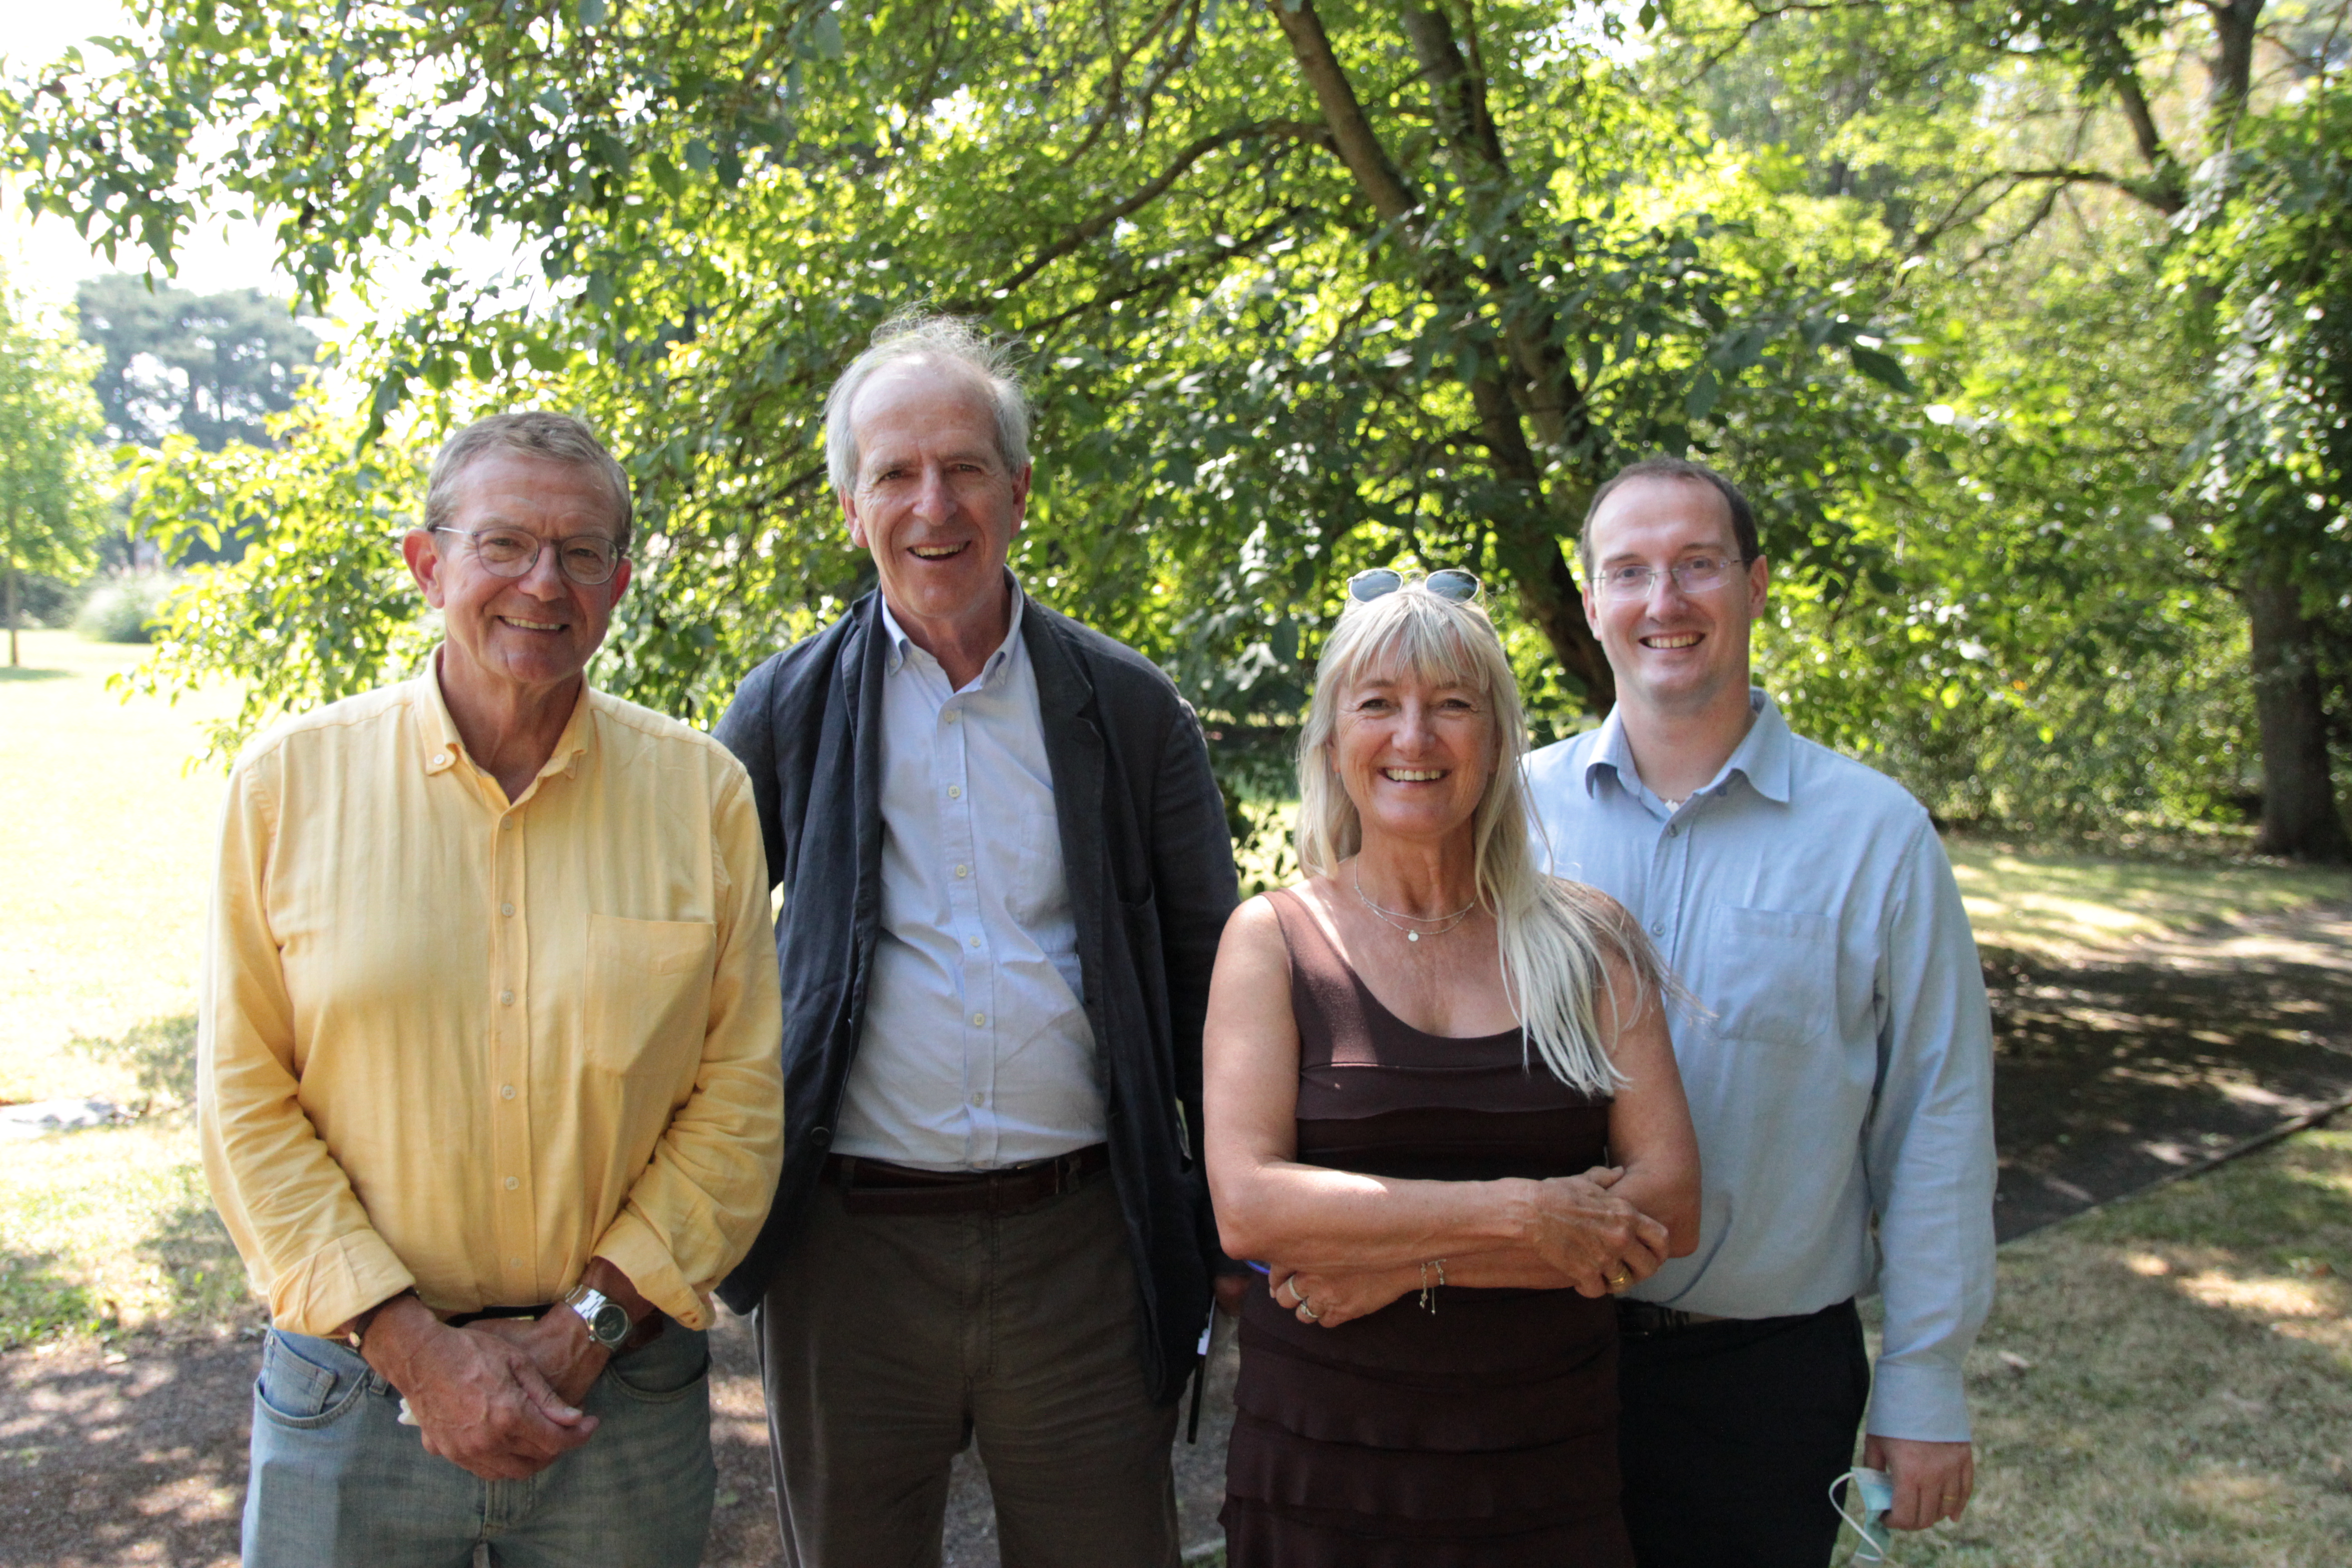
[139,1189,250,1324]
[1989,944,2352,1240]
[70,1012,196,1116]
[0,665,71,683]
[0,1242,100,1352]
[1908,1131,2352,1564]
[0,1177,259,1565]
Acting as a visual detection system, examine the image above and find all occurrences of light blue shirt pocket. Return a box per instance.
[1701,905,1836,1047]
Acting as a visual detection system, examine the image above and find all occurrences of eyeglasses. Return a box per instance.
[432,526,624,586]
[1346,567,1483,604]
[1591,554,1750,601]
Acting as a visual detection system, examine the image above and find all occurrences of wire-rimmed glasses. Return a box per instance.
[431,526,624,586]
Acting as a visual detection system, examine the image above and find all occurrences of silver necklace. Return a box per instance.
[1351,862,1477,942]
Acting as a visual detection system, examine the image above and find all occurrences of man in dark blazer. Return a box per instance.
[713,312,1240,1568]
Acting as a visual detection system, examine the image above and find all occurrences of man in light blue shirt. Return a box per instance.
[1525,457,1995,1568]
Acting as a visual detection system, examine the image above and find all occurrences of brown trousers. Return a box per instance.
[755,1167,1181,1568]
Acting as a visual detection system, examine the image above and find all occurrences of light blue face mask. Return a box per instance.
[1830,1466,1896,1563]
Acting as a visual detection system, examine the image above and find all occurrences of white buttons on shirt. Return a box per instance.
[500,902,515,916]
[500,990,515,1006]
[970,935,982,948]
[956,864,970,878]
[504,1176,519,1191]
[970,1092,986,1107]
[500,1084,516,1100]
[948,784,962,799]
[510,1256,524,1269]
[971,1011,986,1027]
[1650,922,1665,937]
[946,709,960,723]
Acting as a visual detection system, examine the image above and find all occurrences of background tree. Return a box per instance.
[0,270,111,666]
[2,0,1908,806]
[1646,0,2352,853]
[74,274,318,451]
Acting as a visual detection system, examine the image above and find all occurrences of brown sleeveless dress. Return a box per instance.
[1220,888,1635,1567]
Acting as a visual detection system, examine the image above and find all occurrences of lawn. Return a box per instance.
[1879,1123,2352,1566]
[2,628,246,1348]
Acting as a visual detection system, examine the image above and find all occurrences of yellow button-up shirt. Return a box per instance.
[199,657,784,1337]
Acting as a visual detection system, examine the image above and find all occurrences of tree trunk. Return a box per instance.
[1266,0,1615,711]
[2243,568,2351,860]
[5,562,18,668]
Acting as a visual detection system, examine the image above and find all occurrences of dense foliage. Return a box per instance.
[4,0,2347,848]
[0,269,111,665]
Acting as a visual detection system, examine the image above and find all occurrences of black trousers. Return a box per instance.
[1616,1299,1870,1568]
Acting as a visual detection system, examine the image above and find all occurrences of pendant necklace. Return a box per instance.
[1352,862,1478,942]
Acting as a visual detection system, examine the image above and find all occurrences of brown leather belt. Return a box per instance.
[446,1302,666,1352]
[824,1144,1111,1216]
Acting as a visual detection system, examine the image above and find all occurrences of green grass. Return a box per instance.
[0,629,240,1106]
[0,629,252,1346]
[1947,838,2352,960]
[1875,1124,2352,1566]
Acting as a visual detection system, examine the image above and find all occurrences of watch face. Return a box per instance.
[589,1301,631,1345]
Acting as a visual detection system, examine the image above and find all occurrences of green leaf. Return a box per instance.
[1848,346,1915,393]
[576,0,609,24]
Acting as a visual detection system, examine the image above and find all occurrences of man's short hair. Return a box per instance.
[423,412,635,551]
[823,311,1031,496]
[1579,456,1759,578]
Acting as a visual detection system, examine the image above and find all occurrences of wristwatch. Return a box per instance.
[562,1282,634,1351]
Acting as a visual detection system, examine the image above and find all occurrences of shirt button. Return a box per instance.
[500,820,513,831]
[969,1092,986,1107]
[1665,824,1679,838]
[504,1176,519,1191]
[948,784,962,799]
[956,863,970,879]
[971,1011,986,1027]
[510,1256,524,1269]
[500,990,515,1006]
[1650,922,1665,937]
[500,902,515,916]
[500,1084,516,1100]
[970,935,982,948]
[946,709,960,723]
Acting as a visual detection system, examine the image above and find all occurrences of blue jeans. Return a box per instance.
[241,1322,715,1568]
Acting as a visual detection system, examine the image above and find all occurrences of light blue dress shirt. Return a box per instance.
[833,584,1107,1172]
[1525,691,1995,1441]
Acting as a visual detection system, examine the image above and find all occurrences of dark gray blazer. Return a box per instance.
[711,591,1239,1402]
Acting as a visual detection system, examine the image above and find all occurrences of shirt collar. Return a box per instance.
[877,573,1028,689]
[1583,687,1793,807]
[415,645,596,785]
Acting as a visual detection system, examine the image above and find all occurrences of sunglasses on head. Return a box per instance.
[1346,567,1483,604]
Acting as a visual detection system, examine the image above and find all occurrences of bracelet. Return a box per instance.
[1418,1259,1447,1313]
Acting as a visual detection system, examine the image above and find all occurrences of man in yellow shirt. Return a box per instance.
[199,412,785,1567]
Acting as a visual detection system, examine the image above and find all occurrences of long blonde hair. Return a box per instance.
[1296,585,1657,1094]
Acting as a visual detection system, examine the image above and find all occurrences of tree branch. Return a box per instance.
[991,119,1331,298]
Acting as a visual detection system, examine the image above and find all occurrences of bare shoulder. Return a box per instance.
[1544,872,1635,929]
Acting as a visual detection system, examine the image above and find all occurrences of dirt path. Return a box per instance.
[10,902,2352,1567]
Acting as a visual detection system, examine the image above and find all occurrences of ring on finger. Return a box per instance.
[1297,1296,1320,1322]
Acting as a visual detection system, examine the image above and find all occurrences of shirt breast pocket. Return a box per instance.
[584,914,717,1078]
[1701,905,1835,1047]
[1006,804,1070,927]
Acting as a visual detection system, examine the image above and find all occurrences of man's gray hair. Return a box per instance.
[823,311,1031,495]
[423,412,635,550]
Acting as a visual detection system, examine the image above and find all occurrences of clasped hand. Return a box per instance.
[1528,1165,1670,1298]
[361,1298,606,1480]
[1265,1166,1671,1328]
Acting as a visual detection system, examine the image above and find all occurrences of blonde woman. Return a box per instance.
[1205,571,1700,1565]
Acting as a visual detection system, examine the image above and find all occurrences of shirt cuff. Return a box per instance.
[1864,1357,1974,1443]
[265,1231,418,1340]
[593,1209,709,1331]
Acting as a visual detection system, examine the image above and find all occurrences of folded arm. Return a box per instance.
[1204,898,1694,1320]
